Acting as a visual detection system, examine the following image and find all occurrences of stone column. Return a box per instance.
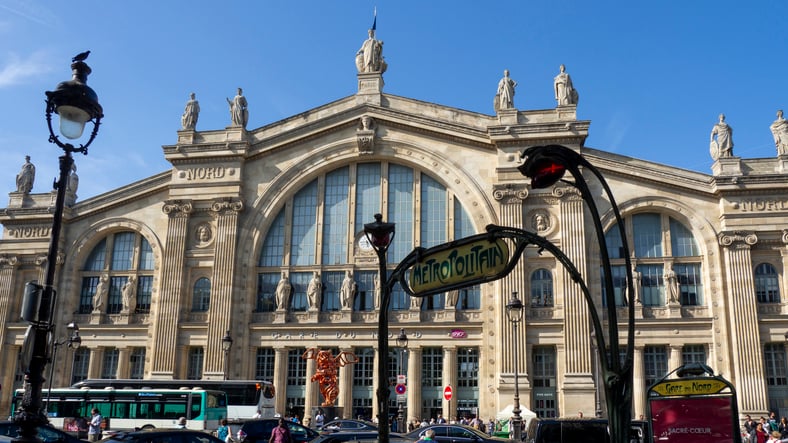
[304,357,317,419]
[372,347,380,419]
[0,344,20,414]
[719,231,768,416]
[117,348,131,379]
[149,200,192,378]
[87,348,101,378]
[0,255,19,395]
[204,198,244,379]
[554,187,594,410]
[632,346,645,418]
[669,345,682,373]
[442,346,458,419]
[274,347,289,416]
[492,185,530,387]
[339,346,354,418]
[407,347,423,424]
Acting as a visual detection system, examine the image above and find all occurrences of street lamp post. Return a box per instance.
[14,53,102,443]
[396,328,408,433]
[363,214,395,443]
[45,323,81,413]
[505,292,524,441]
[518,145,635,443]
[222,330,233,380]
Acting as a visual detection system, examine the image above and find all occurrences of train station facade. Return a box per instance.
[2,38,788,423]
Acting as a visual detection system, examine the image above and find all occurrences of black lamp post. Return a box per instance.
[222,330,233,380]
[45,322,81,413]
[14,53,102,443]
[396,328,408,433]
[505,292,524,441]
[518,145,634,443]
[363,213,395,443]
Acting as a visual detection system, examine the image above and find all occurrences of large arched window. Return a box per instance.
[604,213,702,307]
[79,231,155,314]
[256,162,480,313]
[755,263,780,303]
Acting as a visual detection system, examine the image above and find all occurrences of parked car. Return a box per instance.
[237,419,318,443]
[524,417,648,443]
[0,421,85,443]
[310,430,413,443]
[320,420,378,433]
[404,424,512,443]
[100,429,225,443]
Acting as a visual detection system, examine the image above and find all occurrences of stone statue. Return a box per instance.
[710,113,734,160]
[302,348,359,407]
[631,263,642,304]
[355,27,386,73]
[226,87,249,128]
[275,271,291,311]
[373,275,381,309]
[446,290,458,308]
[307,271,322,311]
[410,294,421,310]
[93,274,108,313]
[495,69,517,112]
[16,155,35,193]
[66,163,79,196]
[664,267,679,304]
[181,92,200,130]
[554,64,579,106]
[122,276,137,313]
[340,270,356,309]
[770,109,788,156]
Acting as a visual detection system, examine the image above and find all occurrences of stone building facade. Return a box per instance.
[1,44,788,424]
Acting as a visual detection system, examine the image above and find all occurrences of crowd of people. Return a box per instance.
[743,413,788,443]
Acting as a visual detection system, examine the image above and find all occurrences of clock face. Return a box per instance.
[358,236,373,251]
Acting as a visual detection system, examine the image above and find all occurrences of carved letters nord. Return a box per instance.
[180,167,228,181]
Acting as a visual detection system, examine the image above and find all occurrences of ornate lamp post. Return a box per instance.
[505,292,524,441]
[363,214,395,443]
[14,52,102,443]
[396,328,408,433]
[45,322,81,413]
[518,145,634,443]
[222,330,233,380]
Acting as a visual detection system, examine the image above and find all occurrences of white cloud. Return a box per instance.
[0,51,53,87]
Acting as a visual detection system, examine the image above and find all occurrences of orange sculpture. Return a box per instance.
[302,348,358,407]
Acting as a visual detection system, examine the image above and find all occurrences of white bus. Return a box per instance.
[13,387,228,432]
[70,379,276,421]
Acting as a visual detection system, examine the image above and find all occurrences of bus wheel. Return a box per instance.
[141,425,155,430]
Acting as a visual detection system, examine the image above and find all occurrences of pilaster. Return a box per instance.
[407,347,422,423]
[274,347,289,416]
[339,346,354,418]
[117,348,131,379]
[632,346,645,418]
[442,346,458,418]
[304,357,317,417]
[718,231,768,416]
[205,198,244,379]
[149,200,192,379]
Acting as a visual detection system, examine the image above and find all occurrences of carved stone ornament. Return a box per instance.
[492,184,528,203]
[530,210,552,233]
[162,200,193,215]
[195,222,213,247]
[718,231,758,247]
[210,198,244,213]
[356,116,376,154]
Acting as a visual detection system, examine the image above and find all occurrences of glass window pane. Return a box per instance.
[111,232,136,270]
[682,345,706,365]
[355,163,381,233]
[107,276,125,314]
[669,218,699,257]
[192,277,211,312]
[260,211,285,267]
[290,272,311,311]
[255,348,275,380]
[755,263,780,303]
[85,239,107,271]
[633,214,662,258]
[454,201,475,238]
[256,273,279,312]
[322,271,343,311]
[605,224,625,260]
[291,181,318,266]
[639,264,664,306]
[136,276,152,313]
[79,277,98,314]
[675,264,702,306]
[187,347,204,380]
[644,345,668,386]
[101,348,119,379]
[138,237,154,270]
[323,168,349,265]
[764,344,788,386]
[354,271,376,312]
[457,286,480,310]
[531,269,554,307]
[420,174,446,249]
[388,164,413,263]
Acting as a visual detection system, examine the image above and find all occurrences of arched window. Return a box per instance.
[604,213,702,307]
[79,231,154,314]
[256,162,479,313]
[192,277,211,312]
[755,263,780,303]
[531,269,553,307]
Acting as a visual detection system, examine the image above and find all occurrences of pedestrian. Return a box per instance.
[418,429,435,442]
[269,418,293,443]
[315,409,325,429]
[88,408,102,442]
[252,409,262,419]
[217,419,234,443]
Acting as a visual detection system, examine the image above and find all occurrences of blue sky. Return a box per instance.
[1,1,787,202]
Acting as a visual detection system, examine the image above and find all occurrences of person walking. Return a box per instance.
[269,418,293,443]
[88,408,103,442]
[217,419,233,443]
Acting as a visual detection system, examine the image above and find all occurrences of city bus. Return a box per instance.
[71,379,276,421]
[12,387,227,431]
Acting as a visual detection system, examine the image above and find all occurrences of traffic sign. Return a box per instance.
[397,375,407,384]
[443,385,453,401]
[395,384,407,395]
